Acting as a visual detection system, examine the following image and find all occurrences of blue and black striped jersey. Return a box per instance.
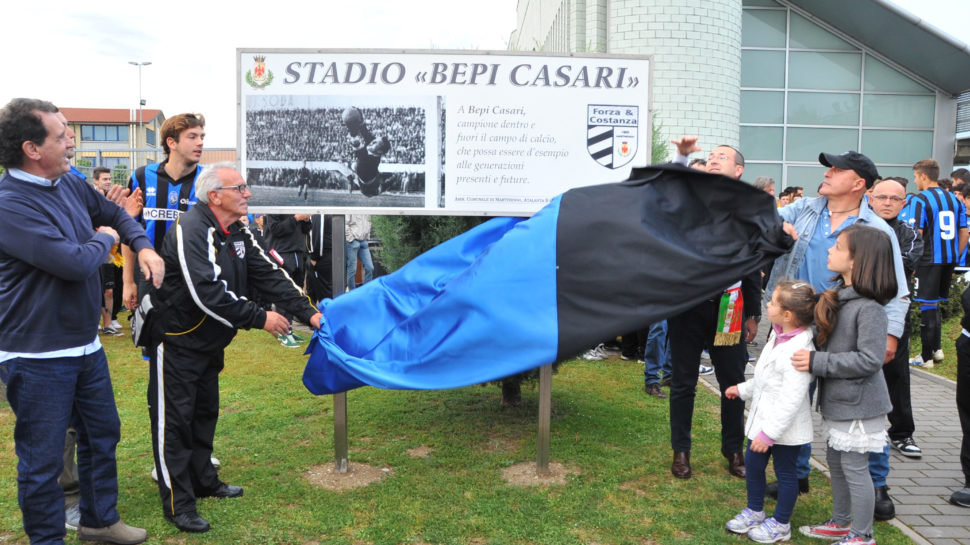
[913,187,967,265]
[129,162,202,248]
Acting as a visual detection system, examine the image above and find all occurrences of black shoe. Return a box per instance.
[659,376,672,387]
[766,477,810,499]
[644,383,667,399]
[874,485,895,520]
[198,482,244,499]
[164,512,210,533]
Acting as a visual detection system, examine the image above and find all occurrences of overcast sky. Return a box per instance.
[2,0,967,148]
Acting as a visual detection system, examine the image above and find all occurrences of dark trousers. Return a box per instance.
[957,334,970,487]
[668,299,746,454]
[885,319,915,440]
[278,251,308,321]
[306,253,333,304]
[148,342,223,517]
[1,352,122,543]
[746,442,801,524]
[620,328,647,360]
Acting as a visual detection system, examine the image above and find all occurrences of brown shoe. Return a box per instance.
[725,452,746,478]
[671,451,692,479]
[644,383,667,398]
[659,376,672,387]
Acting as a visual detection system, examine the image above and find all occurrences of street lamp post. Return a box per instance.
[128,61,151,169]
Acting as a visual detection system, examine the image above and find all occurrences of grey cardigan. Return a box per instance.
[809,286,892,421]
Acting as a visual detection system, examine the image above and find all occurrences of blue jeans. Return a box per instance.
[345,239,374,290]
[643,320,672,385]
[868,444,890,487]
[746,441,801,524]
[1,351,121,545]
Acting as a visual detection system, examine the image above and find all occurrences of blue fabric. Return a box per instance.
[1,351,121,544]
[303,199,561,394]
[746,442,802,524]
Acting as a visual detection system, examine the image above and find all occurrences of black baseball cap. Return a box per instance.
[818,151,880,189]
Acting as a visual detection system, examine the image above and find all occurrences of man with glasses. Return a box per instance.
[667,138,761,480]
[145,163,321,533]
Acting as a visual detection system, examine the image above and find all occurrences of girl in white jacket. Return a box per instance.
[724,281,818,543]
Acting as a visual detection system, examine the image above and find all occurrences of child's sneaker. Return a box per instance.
[833,534,876,545]
[799,519,850,540]
[726,507,765,534]
[747,517,791,543]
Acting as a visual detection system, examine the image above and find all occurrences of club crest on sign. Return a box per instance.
[245,55,274,89]
[587,105,639,169]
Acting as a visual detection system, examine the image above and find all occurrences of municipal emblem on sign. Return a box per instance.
[233,241,246,259]
[245,55,274,89]
[587,105,639,169]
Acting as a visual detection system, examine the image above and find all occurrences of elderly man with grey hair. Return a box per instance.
[144,162,321,533]
[752,176,776,197]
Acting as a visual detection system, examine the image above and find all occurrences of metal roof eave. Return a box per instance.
[785,0,970,96]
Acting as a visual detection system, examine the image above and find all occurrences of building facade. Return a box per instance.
[59,107,165,179]
[510,0,970,191]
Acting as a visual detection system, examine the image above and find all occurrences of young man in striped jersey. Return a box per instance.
[911,158,968,368]
[122,113,206,313]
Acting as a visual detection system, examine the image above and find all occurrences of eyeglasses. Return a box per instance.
[216,184,248,194]
[871,195,905,203]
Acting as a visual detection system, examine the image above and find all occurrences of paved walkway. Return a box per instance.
[700,322,968,545]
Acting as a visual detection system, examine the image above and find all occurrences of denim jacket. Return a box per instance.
[766,196,909,338]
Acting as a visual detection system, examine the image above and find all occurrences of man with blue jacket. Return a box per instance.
[0,98,164,545]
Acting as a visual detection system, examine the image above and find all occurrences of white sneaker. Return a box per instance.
[211,456,221,468]
[150,466,157,482]
[580,344,606,361]
[747,517,791,543]
[933,349,945,362]
[279,334,300,348]
[909,356,934,369]
[110,319,122,330]
[891,437,922,458]
[699,364,714,376]
[725,507,765,534]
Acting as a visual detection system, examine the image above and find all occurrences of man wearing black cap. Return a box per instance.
[764,150,909,522]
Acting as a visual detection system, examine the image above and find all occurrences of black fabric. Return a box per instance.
[554,164,792,360]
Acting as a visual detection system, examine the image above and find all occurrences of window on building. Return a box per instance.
[740,3,937,193]
[145,127,156,146]
[80,125,130,143]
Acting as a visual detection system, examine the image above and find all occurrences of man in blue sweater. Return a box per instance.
[0,98,164,545]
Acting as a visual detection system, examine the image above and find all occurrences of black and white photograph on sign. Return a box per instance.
[245,94,430,207]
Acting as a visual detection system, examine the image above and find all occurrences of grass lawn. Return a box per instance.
[1,329,914,544]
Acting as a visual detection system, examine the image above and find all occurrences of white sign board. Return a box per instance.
[237,49,651,216]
